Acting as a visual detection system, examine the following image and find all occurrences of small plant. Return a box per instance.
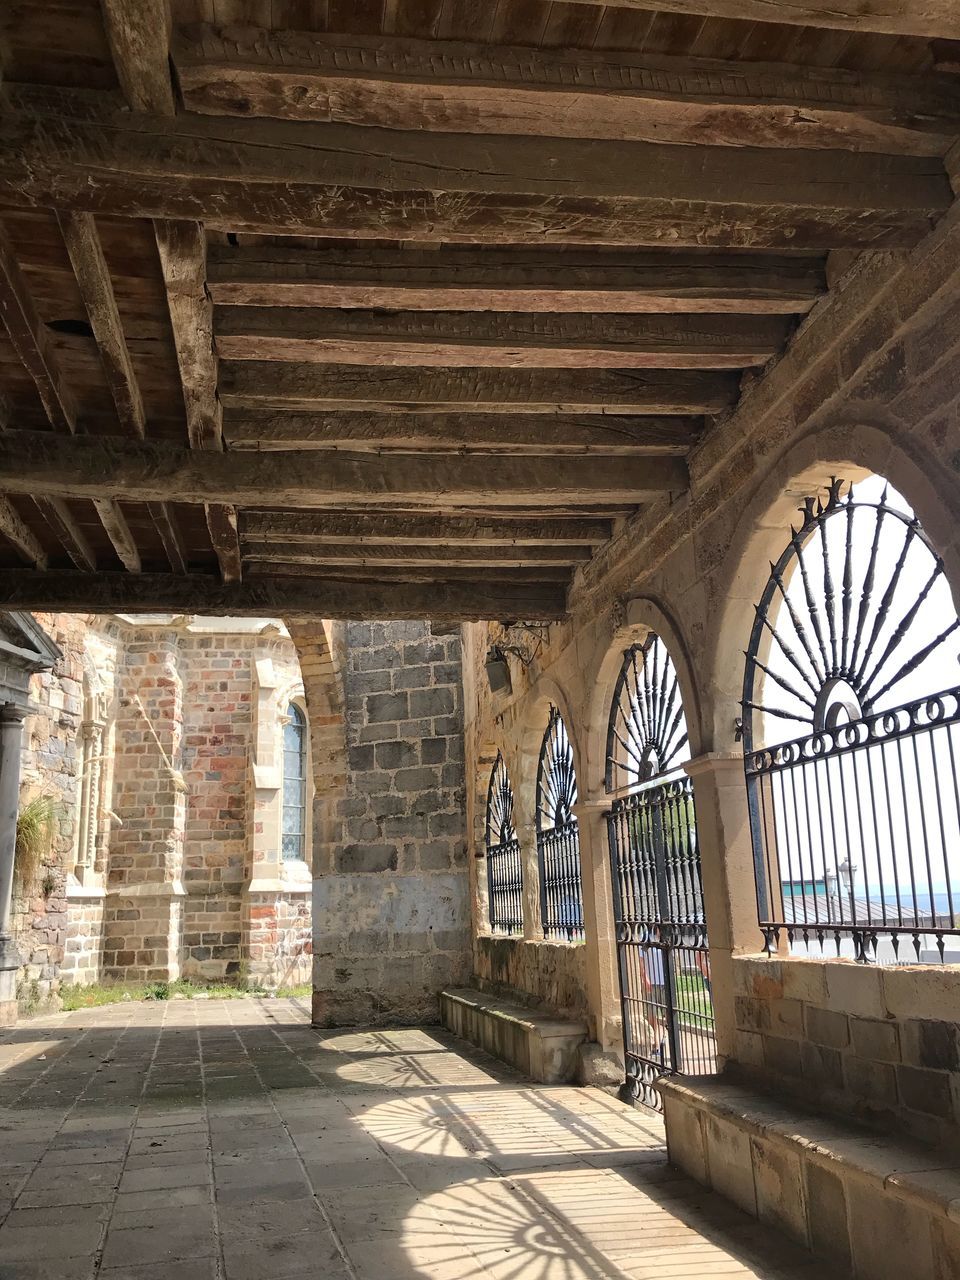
[143,981,170,1001]
[14,794,57,895]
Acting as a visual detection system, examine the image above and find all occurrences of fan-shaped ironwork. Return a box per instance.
[606,634,690,793]
[742,478,960,964]
[484,753,523,936]
[535,708,583,941]
[743,478,960,753]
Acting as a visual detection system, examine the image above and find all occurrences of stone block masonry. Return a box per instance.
[310,621,471,1026]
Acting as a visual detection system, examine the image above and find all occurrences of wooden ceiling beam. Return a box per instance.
[0,220,76,433]
[33,498,95,572]
[2,91,950,249]
[242,543,593,567]
[0,498,48,569]
[0,569,567,622]
[175,26,960,156]
[224,411,701,454]
[154,218,240,585]
[542,0,960,40]
[240,511,614,546]
[208,246,826,316]
[248,561,573,583]
[101,0,175,115]
[0,431,687,508]
[146,501,187,574]
[220,364,737,415]
[214,310,792,370]
[91,499,141,574]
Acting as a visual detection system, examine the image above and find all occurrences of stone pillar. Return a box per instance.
[684,751,762,1067]
[0,705,26,1027]
[573,798,622,1055]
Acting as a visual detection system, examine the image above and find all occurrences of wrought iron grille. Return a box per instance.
[743,478,960,962]
[536,707,584,942]
[484,753,524,935]
[605,638,715,1110]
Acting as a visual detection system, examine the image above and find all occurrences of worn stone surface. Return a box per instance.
[0,998,838,1280]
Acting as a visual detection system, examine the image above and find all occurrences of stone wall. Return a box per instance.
[732,956,960,1151]
[473,935,589,1019]
[309,620,471,1026]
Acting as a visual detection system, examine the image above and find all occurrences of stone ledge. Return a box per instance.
[440,986,587,1085]
[660,1074,960,1275]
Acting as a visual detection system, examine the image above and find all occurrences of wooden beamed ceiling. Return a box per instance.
[0,0,958,620]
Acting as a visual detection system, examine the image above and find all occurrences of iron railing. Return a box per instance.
[607,775,716,1107]
[537,819,584,942]
[745,685,960,962]
[487,837,524,936]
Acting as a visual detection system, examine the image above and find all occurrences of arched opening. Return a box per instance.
[742,474,960,964]
[535,706,584,943]
[483,752,523,936]
[281,700,309,864]
[605,633,716,1109]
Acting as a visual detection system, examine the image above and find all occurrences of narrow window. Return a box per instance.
[535,707,584,942]
[485,753,524,935]
[282,703,307,862]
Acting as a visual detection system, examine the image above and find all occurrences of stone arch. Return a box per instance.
[285,619,348,880]
[583,595,704,803]
[700,419,960,756]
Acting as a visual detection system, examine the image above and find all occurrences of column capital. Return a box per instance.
[0,703,26,726]
[683,749,744,780]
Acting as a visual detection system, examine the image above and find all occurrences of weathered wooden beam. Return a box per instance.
[92,499,141,574]
[242,543,593,567]
[175,26,960,156]
[34,498,94,571]
[530,0,960,40]
[248,561,573,584]
[0,498,48,569]
[215,310,792,370]
[0,220,76,432]
[205,503,241,584]
[56,211,146,438]
[146,501,187,574]
[0,431,688,508]
[240,511,613,546]
[101,0,175,115]
[1,91,950,249]
[224,411,701,454]
[208,246,826,315]
[154,219,222,452]
[0,569,567,622]
[220,364,737,415]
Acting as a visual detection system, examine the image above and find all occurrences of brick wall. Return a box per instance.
[309,620,471,1026]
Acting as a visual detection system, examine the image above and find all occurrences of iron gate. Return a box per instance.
[605,637,717,1109]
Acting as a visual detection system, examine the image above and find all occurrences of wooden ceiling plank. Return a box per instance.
[101,0,176,115]
[246,561,573,583]
[214,309,793,369]
[239,511,614,545]
[0,430,688,508]
[241,542,594,566]
[0,497,49,569]
[223,410,702,453]
[56,211,147,439]
[0,569,568,622]
[510,0,960,41]
[208,246,826,315]
[219,363,738,414]
[33,498,95,572]
[0,220,76,433]
[174,25,960,155]
[92,498,142,574]
[2,91,950,249]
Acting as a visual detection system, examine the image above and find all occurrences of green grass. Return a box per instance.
[59,978,312,1011]
[674,972,712,1020]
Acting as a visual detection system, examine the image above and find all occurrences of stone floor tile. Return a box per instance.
[114,1185,211,1212]
[0,1218,104,1261]
[99,1263,217,1280]
[117,1161,210,1193]
[215,1195,329,1239]
[99,1215,217,1268]
[220,1229,345,1280]
[0,1258,95,1280]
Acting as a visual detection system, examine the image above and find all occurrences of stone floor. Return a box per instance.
[0,998,843,1280]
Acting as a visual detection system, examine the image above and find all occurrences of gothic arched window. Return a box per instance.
[282,703,307,862]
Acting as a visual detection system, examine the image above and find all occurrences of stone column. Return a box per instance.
[574,797,625,1066]
[683,751,762,1067]
[0,705,26,1027]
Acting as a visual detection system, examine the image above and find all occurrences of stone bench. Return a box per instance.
[440,987,588,1084]
[659,1075,960,1280]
